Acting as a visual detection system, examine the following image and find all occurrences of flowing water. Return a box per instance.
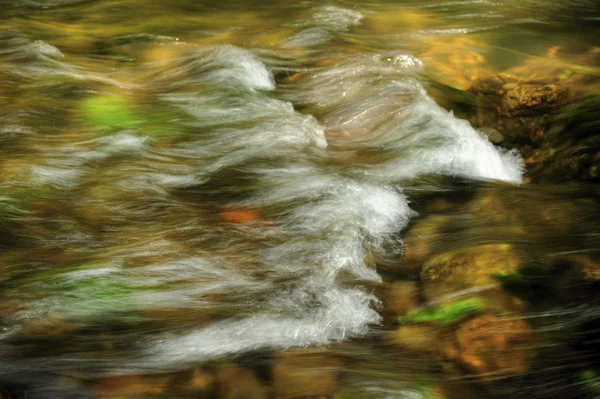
[0,1,599,398]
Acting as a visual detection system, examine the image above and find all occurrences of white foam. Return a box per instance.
[285,6,363,47]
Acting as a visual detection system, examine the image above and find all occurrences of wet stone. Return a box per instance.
[19,315,75,340]
[185,367,217,393]
[478,127,504,144]
[217,364,268,399]
[443,314,534,376]
[402,215,451,264]
[390,324,439,353]
[553,255,600,282]
[382,281,420,323]
[94,374,170,398]
[501,84,569,117]
[273,351,343,398]
[421,244,523,301]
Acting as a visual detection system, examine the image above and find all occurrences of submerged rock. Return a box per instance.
[478,127,504,145]
[500,83,569,117]
[443,314,534,376]
[465,185,600,249]
[462,50,600,183]
[19,315,75,340]
[390,324,440,353]
[273,351,343,398]
[94,374,170,398]
[402,215,452,264]
[420,243,525,313]
[381,281,420,324]
[217,364,268,399]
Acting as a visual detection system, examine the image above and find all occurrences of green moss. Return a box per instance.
[82,94,191,142]
[397,298,485,325]
[22,263,141,319]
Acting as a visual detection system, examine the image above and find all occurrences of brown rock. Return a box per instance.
[390,325,439,353]
[20,316,75,340]
[501,84,569,117]
[557,255,600,281]
[420,244,527,316]
[188,367,217,393]
[94,374,169,397]
[421,244,522,301]
[403,215,451,263]
[383,281,420,319]
[217,364,268,399]
[444,314,533,376]
[273,351,343,398]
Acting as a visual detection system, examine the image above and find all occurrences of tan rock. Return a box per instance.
[421,244,522,301]
[94,374,169,397]
[188,367,217,393]
[403,215,451,263]
[217,364,268,399]
[501,84,569,117]
[273,351,343,398]
[20,316,75,340]
[390,324,439,353]
[382,281,420,322]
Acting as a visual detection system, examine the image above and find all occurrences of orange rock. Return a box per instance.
[287,73,303,82]
[445,314,534,376]
[547,45,561,59]
[220,209,260,224]
[312,58,338,67]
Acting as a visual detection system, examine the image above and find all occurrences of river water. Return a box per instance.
[0,1,599,398]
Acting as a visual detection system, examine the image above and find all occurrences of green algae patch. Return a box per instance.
[397,298,485,325]
[81,94,191,142]
[83,94,140,129]
[17,262,141,320]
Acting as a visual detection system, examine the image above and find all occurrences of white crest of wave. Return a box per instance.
[284,6,363,47]
[150,45,275,92]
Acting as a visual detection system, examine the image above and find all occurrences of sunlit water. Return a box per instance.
[0,1,599,398]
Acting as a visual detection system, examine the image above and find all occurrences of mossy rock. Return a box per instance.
[421,244,527,315]
[421,244,522,298]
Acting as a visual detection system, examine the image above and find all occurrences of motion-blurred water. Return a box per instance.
[0,1,599,398]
